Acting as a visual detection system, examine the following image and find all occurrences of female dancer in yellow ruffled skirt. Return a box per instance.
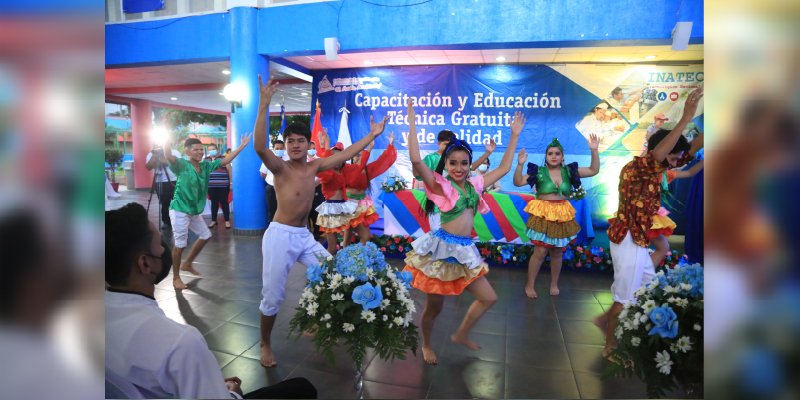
[513,136,600,299]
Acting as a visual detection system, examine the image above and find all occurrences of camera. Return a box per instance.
[151,147,165,157]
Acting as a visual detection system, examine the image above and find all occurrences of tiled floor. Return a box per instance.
[107,190,680,399]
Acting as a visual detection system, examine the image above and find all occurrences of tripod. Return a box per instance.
[146,150,174,231]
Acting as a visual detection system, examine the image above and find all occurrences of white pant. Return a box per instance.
[260,222,330,316]
[610,232,654,304]
[169,210,211,248]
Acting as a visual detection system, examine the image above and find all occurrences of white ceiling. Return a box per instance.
[287,44,704,69]
[105,61,313,113]
[105,44,703,113]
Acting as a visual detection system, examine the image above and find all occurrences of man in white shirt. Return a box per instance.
[146,147,183,228]
[105,202,316,399]
[259,140,287,226]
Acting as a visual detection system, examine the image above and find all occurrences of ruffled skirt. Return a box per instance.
[524,199,580,248]
[646,207,676,240]
[349,196,379,228]
[316,200,358,233]
[403,229,489,295]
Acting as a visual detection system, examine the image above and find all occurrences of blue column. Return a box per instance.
[229,5,269,234]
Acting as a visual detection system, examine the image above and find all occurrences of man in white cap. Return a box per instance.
[575,102,611,142]
[647,113,669,136]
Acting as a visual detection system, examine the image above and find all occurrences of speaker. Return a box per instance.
[671,21,693,51]
[324,37,339,60]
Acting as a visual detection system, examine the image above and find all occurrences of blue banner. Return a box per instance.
[310,65,600,154]
[123,0,164,14]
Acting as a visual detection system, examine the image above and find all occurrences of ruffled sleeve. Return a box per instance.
[366,144,397,177]
[424,173,458,212]
[567,162,581,189]
[526,162,538,189]
[468,174,491,214]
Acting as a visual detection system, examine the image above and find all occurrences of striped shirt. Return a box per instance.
[206,157,230,188]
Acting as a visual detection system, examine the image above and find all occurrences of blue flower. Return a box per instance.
[590,246,603,257]
[500,246,513,262]
[386,177,396,186]
[563,248,574,261]
[351,282,383,310]
[306,264,324,284]
[397,270,413,289]
[648,305,679,338]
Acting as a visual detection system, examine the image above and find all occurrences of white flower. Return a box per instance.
[320,313,331,321]
[331,293,344,301]
[343,323,355,332]
[631,337,641,347]
[642,299,656,313]
[663,285,678,294]
[646,323,652,331]
[680,283,692,292]
[361,310,376,323]
[385,288,392,295]
[393,316,404,325]
[622,321,633,330]
[326,256,334,262]
[305,302,319,316]
[365,268,376,280]
[674,336,693,353]
[375,278,386,286]
[675,298,689,308]
[619,308,629,320]
[614,326,624,339]
[640,314,649,324]
[694,323,702,331]
[315,285,324,293]
[667,296,678,304]
[382,315,388,321]
[326,322,331,328]
[656,270,665,277]
[386,270,396,280]
[343,276,356,285]
[380,299,391,310]
[655,351,673,375]
[647,280,660,290]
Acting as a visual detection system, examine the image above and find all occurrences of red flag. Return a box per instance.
[311,100,322,152]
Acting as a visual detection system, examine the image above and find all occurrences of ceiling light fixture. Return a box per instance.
[364,60,373,66]
[170,97,178,101]
[221,69,231,75]
[645,55,656,60]
[495,56,506,62]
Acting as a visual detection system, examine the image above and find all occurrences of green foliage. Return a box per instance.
[105,149,124,183]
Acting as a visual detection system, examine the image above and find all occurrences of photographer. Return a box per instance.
[146,146,182,228]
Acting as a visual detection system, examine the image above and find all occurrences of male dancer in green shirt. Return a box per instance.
[164,135,251,290]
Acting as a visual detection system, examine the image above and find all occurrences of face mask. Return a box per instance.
[207,150,218,157]
[477,164,489,172]
[147,240,172,285]
[307,149,316,157]
[274,149,286,157]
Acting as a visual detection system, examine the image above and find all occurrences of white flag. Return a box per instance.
[337,104,352,148]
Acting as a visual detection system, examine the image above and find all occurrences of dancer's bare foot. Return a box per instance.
[592,315,608,334]
[421,345,438,365]
[180,262,202,276]
[451,333,481,350]
[550,286,560,296]
[260,344,277,368]
[173,277,188,290]
[524,285,538,299]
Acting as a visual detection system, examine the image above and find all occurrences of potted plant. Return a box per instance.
[105,149,124,192]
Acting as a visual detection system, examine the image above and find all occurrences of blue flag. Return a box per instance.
[279,104,286,135]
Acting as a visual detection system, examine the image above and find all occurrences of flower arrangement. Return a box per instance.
[607,263,704,398]
[370,235,689,272]
[289,242,419,367]
[381,176,408,193]
[568,186,587,200]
